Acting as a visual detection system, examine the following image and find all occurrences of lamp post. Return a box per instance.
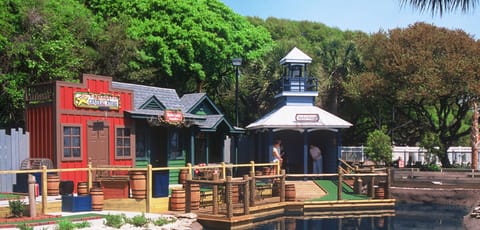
[232,58,242,127]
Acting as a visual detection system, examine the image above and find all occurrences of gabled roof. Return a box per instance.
[246,105,352,130]
[181,93,222,115]
[279,47,312,65]
[181,93,239,132]
[112,81,184,111]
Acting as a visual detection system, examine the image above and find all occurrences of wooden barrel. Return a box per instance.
[47,174,60,196]
[232,185,239,204]
[77,182,88,196]
[255,170,263,176]
[178,169,188,186]
[130,171,146,199]
[90,187,104,211]
[190,184,200,210]
[374,186,385,199]
[285,184,296,201]
[169,188,185,211]
[263,167,273,176]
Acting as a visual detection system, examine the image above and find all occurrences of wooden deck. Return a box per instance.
[196,180,395,229]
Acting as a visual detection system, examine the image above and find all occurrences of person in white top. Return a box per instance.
[272,139,283,174]
[309,145,322,174]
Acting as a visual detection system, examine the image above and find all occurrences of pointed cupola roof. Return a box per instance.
[279,47,312,65]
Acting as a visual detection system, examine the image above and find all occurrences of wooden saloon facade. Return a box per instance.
[25,74,238,194]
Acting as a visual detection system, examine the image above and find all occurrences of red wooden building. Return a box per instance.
[25,74,239,196]
[25,74,135,189]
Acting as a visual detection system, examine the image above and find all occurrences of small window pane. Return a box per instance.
[72,127,80,135]
[73,137,80,147]
[73,148,81,157]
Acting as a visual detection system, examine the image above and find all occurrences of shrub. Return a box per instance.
[128,213,149,227]
[16,222,33,230]
[8,199,26,217]
[153,216,177,226]
[104,214,125,228]
[56,219,75,230]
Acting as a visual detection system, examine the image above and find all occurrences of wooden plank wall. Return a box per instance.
[0,128,29,192]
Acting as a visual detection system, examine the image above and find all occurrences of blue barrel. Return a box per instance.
[153,170,169,197]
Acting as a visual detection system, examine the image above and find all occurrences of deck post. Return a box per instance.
[221,162,226,180]
[250,171,256,207]
[185,174,192,213]
[213,173,219,215]
[41,166,47,214]
[226,176,233,218]
[369,166,375,198]
[337,166,343,200]
[87,162,92,190]
[146,164,152,213]
[386,167,391,199]
[250,161,255,175]
[243,175,250,215]
[280,169,286,202]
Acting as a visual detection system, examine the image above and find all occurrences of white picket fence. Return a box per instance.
[0,128,29,192]
[341,145,473,167]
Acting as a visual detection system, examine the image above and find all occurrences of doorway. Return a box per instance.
[87,121,109,166]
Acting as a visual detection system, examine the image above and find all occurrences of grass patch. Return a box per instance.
[311,180,368,201]
[0,213,105,225]
[0,193,23,201]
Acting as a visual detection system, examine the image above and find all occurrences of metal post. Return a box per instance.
[338,166,343,200]
[235,65,239,127]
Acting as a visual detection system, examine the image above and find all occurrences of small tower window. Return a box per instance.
[291,65,303,78]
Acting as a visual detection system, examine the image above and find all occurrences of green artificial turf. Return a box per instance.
[0,193,23,200]
[0,213,105,225]
[310,179,368,201]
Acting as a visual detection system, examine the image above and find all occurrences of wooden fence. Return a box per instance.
[0,128,29,193]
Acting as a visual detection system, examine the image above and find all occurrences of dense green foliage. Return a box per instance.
[346,22,480,166]
[365,128,393,165]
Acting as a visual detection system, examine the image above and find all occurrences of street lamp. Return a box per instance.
[232,58,242,127]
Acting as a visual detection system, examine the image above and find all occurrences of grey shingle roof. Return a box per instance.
[180,93,205,113]
[112,81,237,132]
[112,81,184,111]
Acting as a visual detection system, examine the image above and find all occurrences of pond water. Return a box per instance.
[251,203,469,230]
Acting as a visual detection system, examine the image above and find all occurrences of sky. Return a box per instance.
[221,0,479,39]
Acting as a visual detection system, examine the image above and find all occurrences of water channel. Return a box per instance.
[251,203,469,230]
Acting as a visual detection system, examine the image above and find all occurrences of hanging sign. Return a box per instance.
[164,109,184,124]
[295,114,319,122]
[74,92,120,110]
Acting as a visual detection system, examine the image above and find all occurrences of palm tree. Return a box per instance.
[402,0,478,15]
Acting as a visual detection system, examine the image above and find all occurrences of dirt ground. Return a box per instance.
[391,187,480,230]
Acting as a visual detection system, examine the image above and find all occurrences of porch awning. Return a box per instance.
[246,105,352,130]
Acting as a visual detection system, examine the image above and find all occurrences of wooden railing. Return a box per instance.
[0,160,391,216]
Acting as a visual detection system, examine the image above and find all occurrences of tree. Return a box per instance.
[365,128,393,165]
[346,22,480,167]
[401,0,479,15]
[85,0,273,96]
[0,0,99,127]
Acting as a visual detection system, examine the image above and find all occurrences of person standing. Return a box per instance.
[309,145,323,174]
[272,139,283,174]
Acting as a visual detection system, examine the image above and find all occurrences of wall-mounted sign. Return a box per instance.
[295,113,319,122]
[164,109,184,124]
[74,92,120,110]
